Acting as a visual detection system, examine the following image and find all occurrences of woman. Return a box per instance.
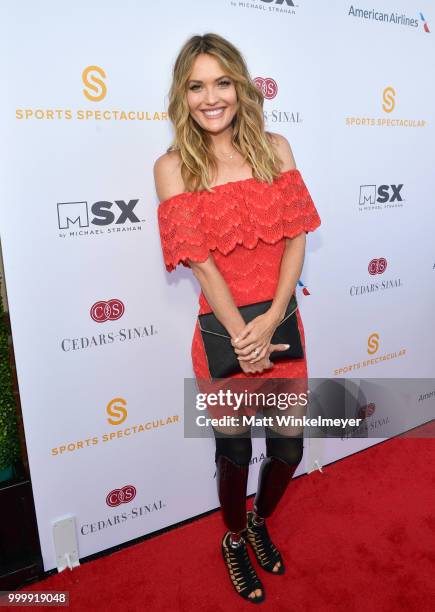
[154,33,321,604]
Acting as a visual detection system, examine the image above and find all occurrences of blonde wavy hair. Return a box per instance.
[166,33,283,193]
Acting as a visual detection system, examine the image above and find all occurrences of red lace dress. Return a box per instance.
[157,168,321,390]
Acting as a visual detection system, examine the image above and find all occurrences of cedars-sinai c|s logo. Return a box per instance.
[90,299,125,322]
[358,403,376,419]
[368,258,387,275]
[106,485,136,507]
[253,77,278,100]
[82,65,107,102]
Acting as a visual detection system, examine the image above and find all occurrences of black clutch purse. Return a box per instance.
[197,294,304,379]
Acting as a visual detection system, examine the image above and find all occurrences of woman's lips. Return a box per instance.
[200,107,226,119]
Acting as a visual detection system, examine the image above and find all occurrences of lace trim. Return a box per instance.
[157,169,321,272]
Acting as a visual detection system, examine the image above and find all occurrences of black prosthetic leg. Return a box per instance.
[214,430,252,533]
[245,429,304,575]
[253,427,304,518]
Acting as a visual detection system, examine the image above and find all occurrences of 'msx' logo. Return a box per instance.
[358,183,405,211]
[359,184,403,205]
[58,199,141,229]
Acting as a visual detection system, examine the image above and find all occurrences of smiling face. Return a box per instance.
[186,53,238,135]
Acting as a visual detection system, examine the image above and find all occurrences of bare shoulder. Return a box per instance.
[267,132,297,172]
[153,149,185,203]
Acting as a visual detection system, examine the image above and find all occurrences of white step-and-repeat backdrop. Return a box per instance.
[1,1,434,571]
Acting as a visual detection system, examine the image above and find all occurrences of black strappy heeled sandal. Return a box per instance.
[221,531,265,604]
[245,510,285,575]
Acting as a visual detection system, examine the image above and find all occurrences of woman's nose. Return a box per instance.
[203,88,219,104]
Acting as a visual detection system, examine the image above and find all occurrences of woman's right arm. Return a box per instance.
[188,258,273,374]
[188,256,247,340]
[154,153,271,374]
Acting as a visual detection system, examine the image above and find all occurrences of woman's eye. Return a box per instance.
[189,80,231,91]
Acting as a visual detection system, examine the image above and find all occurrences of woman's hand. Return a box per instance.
[239,354,274,375]
[231,310,287,364]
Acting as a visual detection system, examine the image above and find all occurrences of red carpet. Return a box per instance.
[15,434,435,611]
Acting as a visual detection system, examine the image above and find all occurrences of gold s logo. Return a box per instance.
[367,333,379,355]
[82,65,107,102]
[107,397,127,425]
[382,86,396,113]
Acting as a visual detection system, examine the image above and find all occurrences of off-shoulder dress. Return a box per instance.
[157,168,321,383]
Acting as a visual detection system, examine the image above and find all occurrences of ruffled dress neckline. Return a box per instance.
[158,168,299,207]
[157,167,321,273]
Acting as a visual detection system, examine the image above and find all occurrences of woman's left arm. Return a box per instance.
[268,233,305,324]
[232,233,306,363]
[232,131,305,363]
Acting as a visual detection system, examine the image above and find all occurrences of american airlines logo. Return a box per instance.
[57,198,145,238]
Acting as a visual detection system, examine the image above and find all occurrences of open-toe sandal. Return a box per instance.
[245,510,285,575]
[221,531,265,603]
